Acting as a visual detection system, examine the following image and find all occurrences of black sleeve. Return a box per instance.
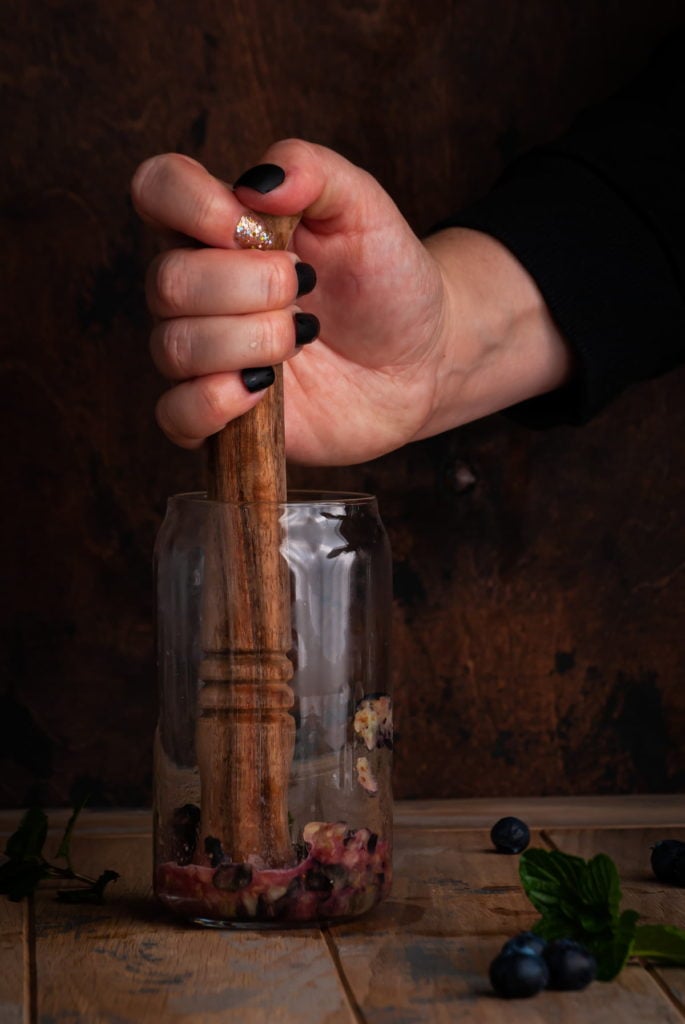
[438,33,685,427]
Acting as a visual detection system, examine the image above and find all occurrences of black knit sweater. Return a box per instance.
[440,33,685,426]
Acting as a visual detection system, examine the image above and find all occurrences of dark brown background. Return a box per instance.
[3,0,685,808]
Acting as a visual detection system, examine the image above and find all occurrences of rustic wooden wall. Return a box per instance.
[3,0,685,808]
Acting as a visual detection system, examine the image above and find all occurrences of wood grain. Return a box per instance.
[2,799,685,1022]
[4,0,685,809]
[0,897,24,1024]
[197,213,298,867]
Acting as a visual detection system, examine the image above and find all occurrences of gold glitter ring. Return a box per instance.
[234,211,301,251]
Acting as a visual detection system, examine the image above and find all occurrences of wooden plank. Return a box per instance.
[329,824,685,1022]
[650,967,685,1016]
[394,795,685,831]
[2,804,685,1022]
[0,897,24,1024]
[0,809,151,839]
[378,827,541,937]
[327,931,684,1022]
[1,794,683,840]
[29,834,352,1024]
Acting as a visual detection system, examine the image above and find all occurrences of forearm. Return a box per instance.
[428,33,685,431]
[413,227,573,441]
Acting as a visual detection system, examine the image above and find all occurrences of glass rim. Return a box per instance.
[167,489,378,509]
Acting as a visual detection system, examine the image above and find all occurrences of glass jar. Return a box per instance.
[153,491,393,927]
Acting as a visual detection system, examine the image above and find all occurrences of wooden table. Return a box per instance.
[2,796,685,1023]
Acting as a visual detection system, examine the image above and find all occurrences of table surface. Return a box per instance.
[2,795,685,1023]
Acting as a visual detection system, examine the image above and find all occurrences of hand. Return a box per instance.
[131,140,572,465]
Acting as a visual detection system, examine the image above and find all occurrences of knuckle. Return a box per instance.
[256,315,290,364]
[192,187,221,235]
[153,252,188,315]
[199,378,229,426]
[163,319,193,378]
[263,256,292,309]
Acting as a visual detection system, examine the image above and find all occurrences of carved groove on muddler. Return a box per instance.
[197,213,299,867]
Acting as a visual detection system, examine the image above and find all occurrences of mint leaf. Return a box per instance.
[519,849,586,915]
[4,808,48,862]
[578,854,621,921]
[1,806,119,904]
[521,848,638,982]
[0,860,50,901]
[632,924,685,964]
[587,909,639,981]
[533,911,578,941]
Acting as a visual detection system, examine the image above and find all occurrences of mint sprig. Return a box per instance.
[520,848,685,980]
[0,805,119,903]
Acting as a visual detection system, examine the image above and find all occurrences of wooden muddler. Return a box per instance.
[196,212,300,867]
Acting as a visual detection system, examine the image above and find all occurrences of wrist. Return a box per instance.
[413,227,573,439]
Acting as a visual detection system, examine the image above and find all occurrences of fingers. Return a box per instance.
[131,141,397,253]
[155,372,276,450]
[146,246,301,318]
[131,153,241,247]
[150,309,314,380]
[232,138,399,234]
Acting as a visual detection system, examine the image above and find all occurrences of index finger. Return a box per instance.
[131,153,243,248]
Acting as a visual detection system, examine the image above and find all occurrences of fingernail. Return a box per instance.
[294,312,320,346]
[233,163,285,194]
[241,366,275,392]
[295,262,317,297]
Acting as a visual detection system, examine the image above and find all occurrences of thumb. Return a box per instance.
[232,139,400,237]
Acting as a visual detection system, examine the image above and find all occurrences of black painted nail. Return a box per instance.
[295,262,317,297]
[294,312,320,346]
[241,366,275,392]
[233,163,285,194]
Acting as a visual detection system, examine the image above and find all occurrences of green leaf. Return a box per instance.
[579,854,621,921]
[55,795,89,863]
[587,909,639,981]
[4,808,48,862]
[519,849,587,916]
[0,859,50,901]
[632,924,685,964]
[533,913,577,941]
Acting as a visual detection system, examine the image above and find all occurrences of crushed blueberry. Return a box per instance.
[490,816,530,854]
[204,836,224,868]
[213,862,253,892]
[157,820,391,924]
[304,866,334,892]
[171,804,200,865]
[353,694,393,751]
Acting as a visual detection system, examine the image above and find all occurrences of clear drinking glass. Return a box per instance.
[153,491,393,926]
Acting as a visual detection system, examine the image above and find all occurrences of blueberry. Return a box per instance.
[544,939,597,991]
[213,862,253,892]
[304,866,334,892]
[489,951,549,998]
[651,840,685,886]
[204,835,224,868]
[501,931,548,958]
[171,803,200,865]
[490,816,530,854]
